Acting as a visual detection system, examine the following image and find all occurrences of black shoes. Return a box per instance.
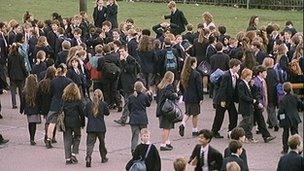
[71,155,78,163]
[86,157,91,167]
[160,146,173,151]
[192,132,199,137]
[66,159,73,165]
[213,132,224,138]
[51,139,57,143]
[274,126,279,132]
[101,157,108,163]
[12,105,17,109]
[0,114,3,119]
[0,139,9,145]
[264,136,276,143]
[114,119,126,126]
[46,139,53,149]
[30,140,36,146]
[117,106,123,112]
[179,125,185,137]
[166,144,173,149]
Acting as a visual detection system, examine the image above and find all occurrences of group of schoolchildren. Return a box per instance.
[0,0,304,170]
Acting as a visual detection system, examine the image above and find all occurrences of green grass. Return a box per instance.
[0,0,302,36]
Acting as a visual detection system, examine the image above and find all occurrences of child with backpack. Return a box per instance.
[85,89,110,167]
[278,82,304,154]
[126,128,161,171]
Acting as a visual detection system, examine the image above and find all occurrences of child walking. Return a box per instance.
[85,89,110,167]
[278,82,304,154]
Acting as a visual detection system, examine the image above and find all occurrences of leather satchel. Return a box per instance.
[161,99,183,123]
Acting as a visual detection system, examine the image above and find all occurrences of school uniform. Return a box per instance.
[62,100,84,160]
[55,50,69,67]
[278,93,303,152]
[46,30,59,59]
[224,147,249,171]
[206,44,217,63]
[182,31,196,44]
[137,50,156,87]
[266,68,279,128]
[93,6,107,28]
[31,62,47,79]
[189,144,223,171]
[106,4,118,28]
[164,9,188,35]
[181,69,204,116]
[221,154,245,171]
[128,92,152,152]
[209,52,230,73]
[277,151,304,171]
[127,38,139,61]
[255,50,267,65]
[192,38,209,65]
[85,101,110,162]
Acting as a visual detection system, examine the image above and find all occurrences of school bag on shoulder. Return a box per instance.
[129,144,152,171]
[210,68,225,84]
[164,49,178,71]
[102,60,121,79]
[276,83,286,104]
[274,63,287,83]
[86,56,103,81]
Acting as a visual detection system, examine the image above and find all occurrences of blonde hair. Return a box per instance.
[36,50,46,61]
[202,12,213,23]
[262,57,274,68]
[133,81,146,97]
[23,74,38,107]
[92,89,104,117]
[167,1,176,8]
[140,128,150,136]
[226,162,241,171]
[37,36,48,47]
[62,83,82,102]
[157,71,174,90]
[173,158,187,171]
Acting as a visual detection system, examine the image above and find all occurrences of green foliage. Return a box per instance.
[0,0,302,36]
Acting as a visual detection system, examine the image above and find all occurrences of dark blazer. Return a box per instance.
[31,62,47,77]
[63,100,85,128]
[266,68,278,106]
[127,38,139,61]
[33,45,54,59]
[155,47,181,77]
[164,9,188,35]
[49,76,73,112]
[278,93,303,127]
[192,38,209,64]
[206,44,217,63]
[128,92,152,125]
[189,144,223,171]
[37,84,52,116]
[277,151,304,171]
[238,80,256,116]
[210,52,230,73]
[67,68,85,87]
[7,31,17,45]
[119,55,140,94]
[181,69,204,103]
[224,147,249,171]
[221,154,245,171]
[138,50,156,74]
[182,31,196,44]
[156,84,179,117]
[20,92,39,116]
[214,70,238,105]
[255,50,267,65]
[93,6,107,28]
[0,38,8,61]
[7,54,28,81]
[55,50,69,67]
[28,36,38,64]
[126,143,161,171]
[46,30,59,58]
[106,4,118,28]
[85,101,110,133]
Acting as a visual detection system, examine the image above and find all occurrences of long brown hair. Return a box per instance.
[62,83,81,102]
[157,71,174,90]
[38,66,56,94]
[9,43,20,55]
[138,35,153,52]
[181,56,196,89]
[198,28,209,44]
[92,89,104,117]
[23,74,38,107]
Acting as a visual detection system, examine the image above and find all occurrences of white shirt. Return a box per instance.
[230,69,238,89]
[200,144,209,171]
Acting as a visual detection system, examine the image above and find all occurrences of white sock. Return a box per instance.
[192,128,198,132]
[160,143,166,147]
[165,140,171,145]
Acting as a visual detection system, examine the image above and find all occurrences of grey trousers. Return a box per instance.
[130,125,147,152]
[266,103,279,127]
[86,132,107,160]
[120,93,132,122]
[239,115,254,139]
[10,80,24,107]
[63,127,81,159]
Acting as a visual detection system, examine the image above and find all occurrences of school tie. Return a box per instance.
[200,150,205,167]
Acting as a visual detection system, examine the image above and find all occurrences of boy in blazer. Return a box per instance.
[189,129,223,171]
[164,1,188,35]
[221,140,245,171]
[211,59,241,138]
[278,82,303,154]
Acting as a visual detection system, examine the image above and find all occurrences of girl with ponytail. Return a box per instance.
[84,89,110,167]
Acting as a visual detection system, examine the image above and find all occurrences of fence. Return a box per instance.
[138,0,304,10]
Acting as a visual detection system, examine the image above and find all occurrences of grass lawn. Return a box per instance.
[0,0,302,36]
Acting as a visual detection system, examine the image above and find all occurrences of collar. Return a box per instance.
[141,141,150,145]
[231,153,239,157]
[257,75,264,82]
[201,144,209,152]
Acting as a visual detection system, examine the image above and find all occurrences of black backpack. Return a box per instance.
[102,60,121,79]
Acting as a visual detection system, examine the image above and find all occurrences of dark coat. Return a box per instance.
[164,9,188,35]
[106,4,118,28]
[85,101,110,133]
[28,36,38,64]
[255,50,267,65]
[210,52,230,73]
[156,84,179,117]
[221,154,245,171]
[67,68,85,88]
[266,68,278,106]
[138,50,156,74]
[277,151,304,171]
[37,84,52,116]
[93,6,107,28]
[20,92,39,116]
[49,76,73,112]
[128,92,152,125]
[182,31,196,44]
[126,143,161,171]
[189,144,223,171]
[0,35,8,60]
[63,100,85,128]
[155,47,181,76]
[46,30,59,58]
[237,80,256,116]
[55,50,69,67]
[224,147,249,171]
[181,69,204,103]
[33,45,54,59]
[192,38,209,64]
[7,54,28,81]
[31,62,47,77]
[119,55,140,94]
[278,93,303,127]
[206,44,217,63]
[214,71,239,105]
[127,38,139,61]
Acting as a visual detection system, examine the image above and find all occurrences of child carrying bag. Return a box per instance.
[129,144,152,171]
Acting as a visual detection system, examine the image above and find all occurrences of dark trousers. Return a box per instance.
[119,93,133,123]
[103,78,122,107]
[253,109,270,139]
[239,115,254,139]
[63,127,81,159]
[211,103,238,133]
[86,132,107,161]
[283,126,298,151]
[266,103,279,127]
[28,123,37,141]
[130,124,147,152]
[10,80,24,107]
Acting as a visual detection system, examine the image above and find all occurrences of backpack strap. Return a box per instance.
[144,144,152,160]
